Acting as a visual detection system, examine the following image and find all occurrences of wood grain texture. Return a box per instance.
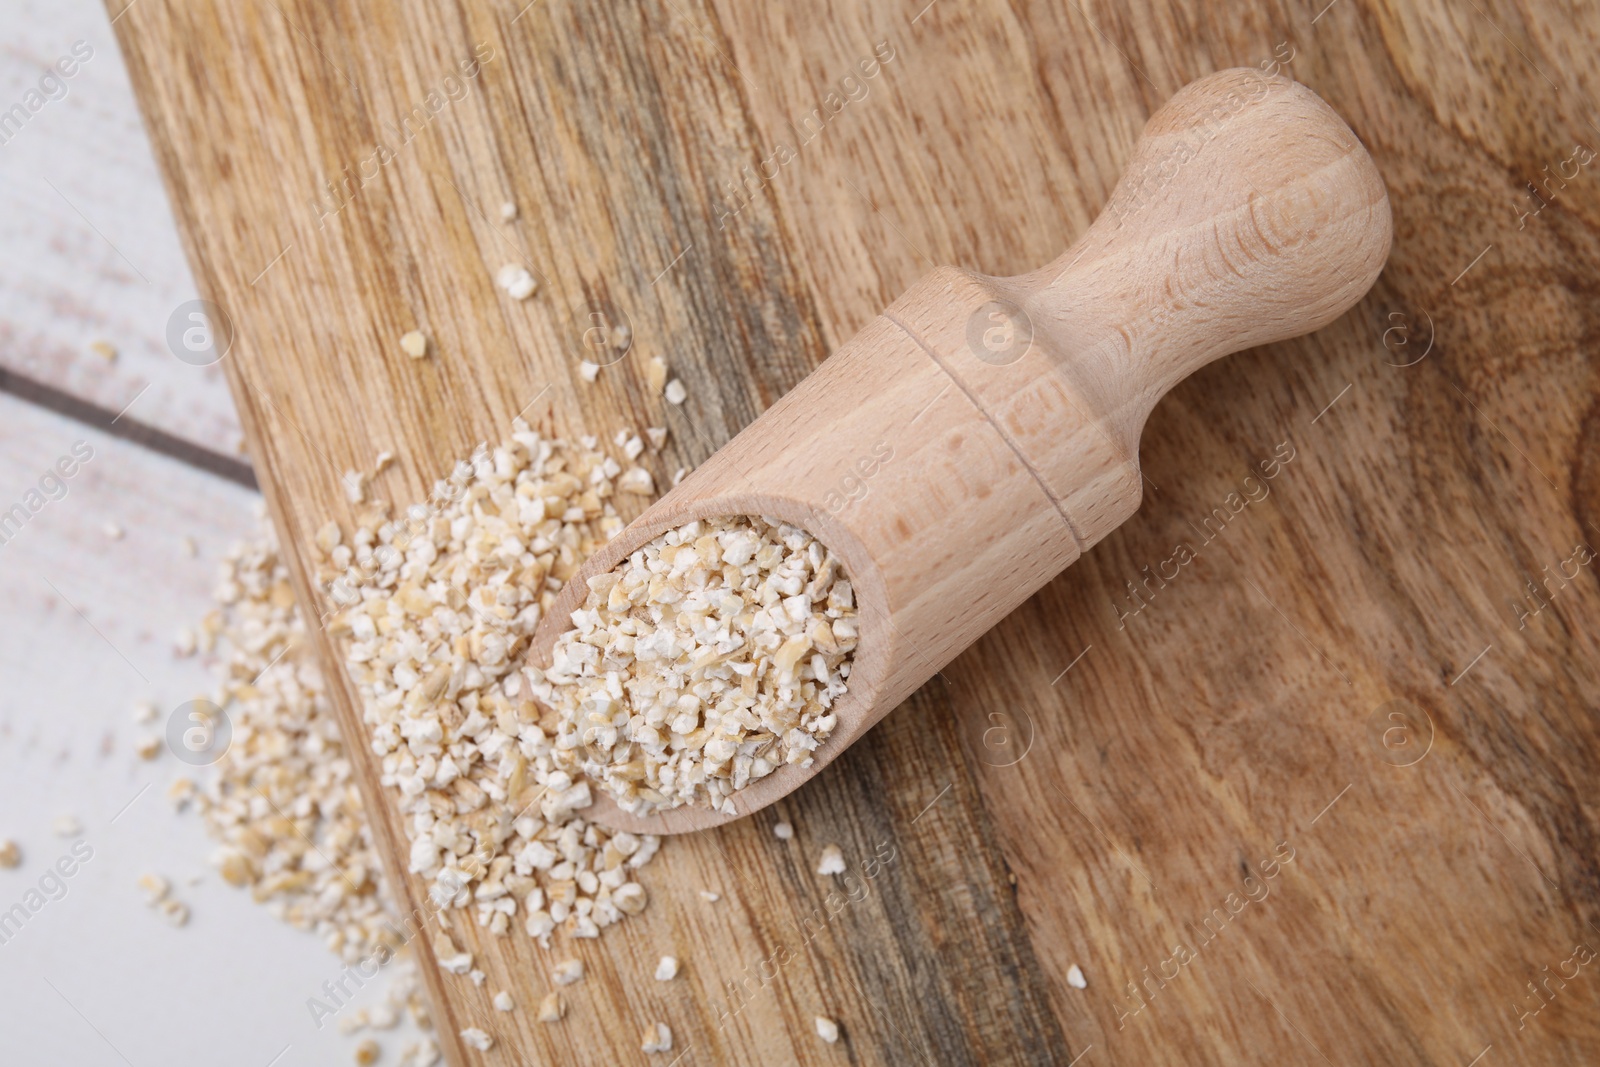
[111,0,1600,1064]
[111,2,1063,1064]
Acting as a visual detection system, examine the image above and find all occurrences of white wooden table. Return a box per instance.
[0,3,420,1062]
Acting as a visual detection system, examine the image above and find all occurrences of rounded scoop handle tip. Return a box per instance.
[1019,69,1392,431]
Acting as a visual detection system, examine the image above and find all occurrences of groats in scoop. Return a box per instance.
[528,515,859,816]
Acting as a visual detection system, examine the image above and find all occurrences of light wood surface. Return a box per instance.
[110,1,1600,1064]
[547,69,1394,835]
[0,0,243,459]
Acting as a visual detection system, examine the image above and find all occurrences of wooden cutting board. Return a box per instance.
[112,1,1600,1063]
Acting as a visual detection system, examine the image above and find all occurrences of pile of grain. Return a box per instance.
[183,419,855,1057]
[315,421,663,943]
[184,521,437,1062]
[195,531,405,963]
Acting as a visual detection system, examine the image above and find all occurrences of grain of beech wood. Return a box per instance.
[539,69,1393,835]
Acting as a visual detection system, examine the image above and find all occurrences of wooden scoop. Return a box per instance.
[530,68,1392,835]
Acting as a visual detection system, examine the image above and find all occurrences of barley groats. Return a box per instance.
[537,516,859,815]
[318,420,663,943]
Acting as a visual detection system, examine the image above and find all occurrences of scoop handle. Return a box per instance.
[1020,68,1392,437]
[888,70,1390,551]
